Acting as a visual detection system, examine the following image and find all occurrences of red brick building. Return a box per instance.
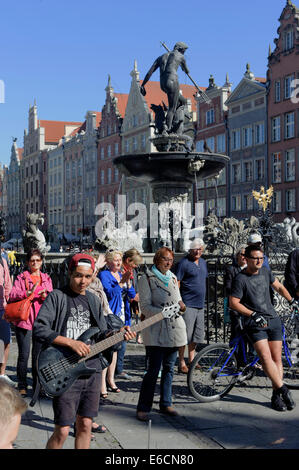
[267,0,299,221]
[97,76,128,208]
[195,74,232,218]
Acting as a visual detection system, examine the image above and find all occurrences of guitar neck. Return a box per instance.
[80,311,164,361]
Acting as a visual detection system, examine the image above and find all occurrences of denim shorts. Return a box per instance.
[52,371,102,426]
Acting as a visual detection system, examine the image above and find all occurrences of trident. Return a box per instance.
[160,42,211,104]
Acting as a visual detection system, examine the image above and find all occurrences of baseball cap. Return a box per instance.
[189,238,204,249]
[248,233,262,244]
[68,253,95,271]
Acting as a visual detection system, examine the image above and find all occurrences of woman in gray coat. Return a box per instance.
[136,247,187,422]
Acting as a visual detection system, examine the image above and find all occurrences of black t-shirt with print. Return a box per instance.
[231,266,277,318]
[63,288,101,371]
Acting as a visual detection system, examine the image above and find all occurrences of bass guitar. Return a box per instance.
[37,303,181,397]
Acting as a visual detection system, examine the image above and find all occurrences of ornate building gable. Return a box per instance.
[122,60,153,136]
[225,65,266,108]
[269,0,299,64]
[98,76,127,138]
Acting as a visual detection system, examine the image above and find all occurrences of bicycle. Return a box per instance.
[187,311,299,402]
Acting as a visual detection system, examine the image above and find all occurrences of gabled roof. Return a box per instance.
[38,120,83,143]
[141,80,199,113]
[114,93,129,118]
[17,148,23,161]
[225,76,266,106]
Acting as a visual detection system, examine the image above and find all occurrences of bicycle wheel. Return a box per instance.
[280,313,299,389]
[187,343,238,402]
[282,338,299,389]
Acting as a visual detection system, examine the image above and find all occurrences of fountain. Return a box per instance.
[113,42,229,251]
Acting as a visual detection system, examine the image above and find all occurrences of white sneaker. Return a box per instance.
[0,374,16,387]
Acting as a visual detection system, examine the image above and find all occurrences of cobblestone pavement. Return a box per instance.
[5,337,299,450]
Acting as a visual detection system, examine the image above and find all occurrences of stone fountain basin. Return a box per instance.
[113,152,229,183]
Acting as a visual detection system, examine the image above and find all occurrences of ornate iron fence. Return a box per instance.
[8,249,292,346]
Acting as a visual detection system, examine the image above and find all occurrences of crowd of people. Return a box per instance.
[0,235,299,449]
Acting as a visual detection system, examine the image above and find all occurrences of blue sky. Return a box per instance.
[0,0,290,165]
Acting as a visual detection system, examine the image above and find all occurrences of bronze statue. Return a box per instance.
[140,42,190,134]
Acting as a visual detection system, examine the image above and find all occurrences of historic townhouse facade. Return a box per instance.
[97,76,128,213]
[267,0,299,222]
[63,123,85,239]
[195,74,232,219]
[83,110,101,239]
[21,101,81,230]
[225,65,268,218]
[47,143,64,235]
[6,139,23,238]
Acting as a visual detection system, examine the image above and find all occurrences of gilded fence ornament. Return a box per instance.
[252,186,274,212]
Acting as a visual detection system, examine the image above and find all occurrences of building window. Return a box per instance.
[255,159,265,181]
[272,152,282,183]
[284,29,294,51]
[100,148,104,160]
[275,81,281,102]
[217,168,226,185]
[284,75,295,99]
[100,170,105,185]
[286,188,296,212]
[206,137,215,152]
[232,163,241,184]
[271,116,281,142]
[285,149,295,181]
[232,195,241,211]
[196,140,204,152]
[242,126,252,148]
[244,194,253,211]
[141,134,146,149]
[114,168,119,182]
[133,137,137,151]
[206,109,214,125]
[254,122,264,145]
[115,143,119,156]
[77,159,82,177]
[107,145,111,157]
[244,161,253,182]
[231,129,241,150]
[205,199,215,216]
[107,167,112,184]
[273,191,281,213]
[217,197,226,217]
[285,112,295,139]
[72,161,76,178]
[125,140,129,153]
[216,134,225,153]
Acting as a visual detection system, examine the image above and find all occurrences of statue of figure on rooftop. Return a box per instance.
[140,42,190,134]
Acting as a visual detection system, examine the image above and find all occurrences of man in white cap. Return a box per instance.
[247,232,270,270]
[175,238,208,373]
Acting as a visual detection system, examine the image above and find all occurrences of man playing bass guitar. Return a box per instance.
[33,253,135,449]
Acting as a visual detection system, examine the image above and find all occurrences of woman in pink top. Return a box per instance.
[9,249,53,396]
